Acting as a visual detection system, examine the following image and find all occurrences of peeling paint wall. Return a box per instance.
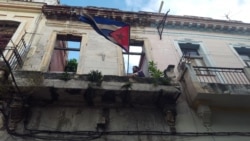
[1,2,250,141]
[13,15,249,76]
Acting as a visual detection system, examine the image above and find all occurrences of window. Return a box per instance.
[49,34,81,72]
[0,21,22,69]
[123,40,145,74]
[234,47,250,67]
[0,21,20,51]
[178,43,207,67]
[179,43,200,57]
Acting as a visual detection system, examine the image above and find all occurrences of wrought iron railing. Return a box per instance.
[177,55,191,72]
[193,66,250,85]
[6,32,28,69]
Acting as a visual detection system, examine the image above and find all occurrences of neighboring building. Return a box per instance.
[0,0,250,141]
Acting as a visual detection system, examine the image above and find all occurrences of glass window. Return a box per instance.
[179,43,200,57]
[234,47,250,67]
[181,48,199,57]
[0,21,20,51]
[123,41,144,74]
[49,34,81,72]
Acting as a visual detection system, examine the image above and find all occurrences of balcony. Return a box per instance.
[0,70,181,131]
[178,58,250,109]
[10,71,180,108]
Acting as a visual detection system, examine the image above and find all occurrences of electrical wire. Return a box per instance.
[1,105,250,141]
[1,90,250,140]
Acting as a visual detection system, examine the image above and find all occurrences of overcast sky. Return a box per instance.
[60,0,250,23]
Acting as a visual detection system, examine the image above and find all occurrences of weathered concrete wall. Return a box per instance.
[33,0,59,5]
[24,19,123,75]
[142,28,249,70]
[18,18,250,77]
[0,5,43,66]
[1,96,250,141]
[1,2,250,141]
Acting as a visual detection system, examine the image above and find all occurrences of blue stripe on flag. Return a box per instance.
[79,14,130,52]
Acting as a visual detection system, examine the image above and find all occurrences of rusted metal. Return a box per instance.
[193,66,250,85]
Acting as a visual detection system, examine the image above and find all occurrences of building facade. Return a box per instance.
[0,0,250,141]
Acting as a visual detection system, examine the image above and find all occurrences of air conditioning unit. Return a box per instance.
[197,105,212,126]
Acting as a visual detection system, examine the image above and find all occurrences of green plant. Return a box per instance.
[121,81,133,90]
[61,71,71,81]
[148,61,170,86]
[87,70,103,85]
[65,58,78,72]
[148,61,164,78]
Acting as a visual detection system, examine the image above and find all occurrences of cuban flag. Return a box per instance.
[79,14,130,52]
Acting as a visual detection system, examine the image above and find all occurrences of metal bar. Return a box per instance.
[54,47,80,51]
[237,71,244,84]
[193,66,250,85]
[240,72,250,84]
[226,71,233,84]
[217,70,226,84]
[123,52,145,56]
[232,70,238,83]
[241,72,248,84]
[206,68,211,82]
[194,68,202,82]
[21,38,26,48]
[157,9,170,40]
[214,71,220,83]
[127,54,130,75]
[193,66,243,70]
[0,51,22,98]
[234,71,244,85]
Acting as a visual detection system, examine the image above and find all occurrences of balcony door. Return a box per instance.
[178,42,219,83]
[179,43,207,67]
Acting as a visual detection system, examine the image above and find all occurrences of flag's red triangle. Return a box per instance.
[110,25,130,52]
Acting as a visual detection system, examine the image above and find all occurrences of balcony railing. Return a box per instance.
[193,66,250,85]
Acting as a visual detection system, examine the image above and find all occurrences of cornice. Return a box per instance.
[41,5,250,35]
[0,1,43,13]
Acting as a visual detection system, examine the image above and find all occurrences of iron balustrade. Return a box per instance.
[193,66,250,85]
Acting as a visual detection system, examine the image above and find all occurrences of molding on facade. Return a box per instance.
[0,1,43,13]
[41,5,250,35]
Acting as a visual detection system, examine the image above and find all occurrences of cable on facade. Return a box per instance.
[2,101,250,140]
[0,51,23,100]
[0,85,250,140]
[2,108,250,140]
[1,88,250,140]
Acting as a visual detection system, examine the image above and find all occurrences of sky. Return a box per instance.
[60,0,250,23]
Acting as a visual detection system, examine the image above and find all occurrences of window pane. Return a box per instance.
[123,46,142,53]
[68,51,79,61]
[130,46,142,53]
[67,41,81,49]
[123,54,141,73]
[181,49,199,56]
[179,43,200,57]
[49,35,81,72]
[67,41,80,61]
